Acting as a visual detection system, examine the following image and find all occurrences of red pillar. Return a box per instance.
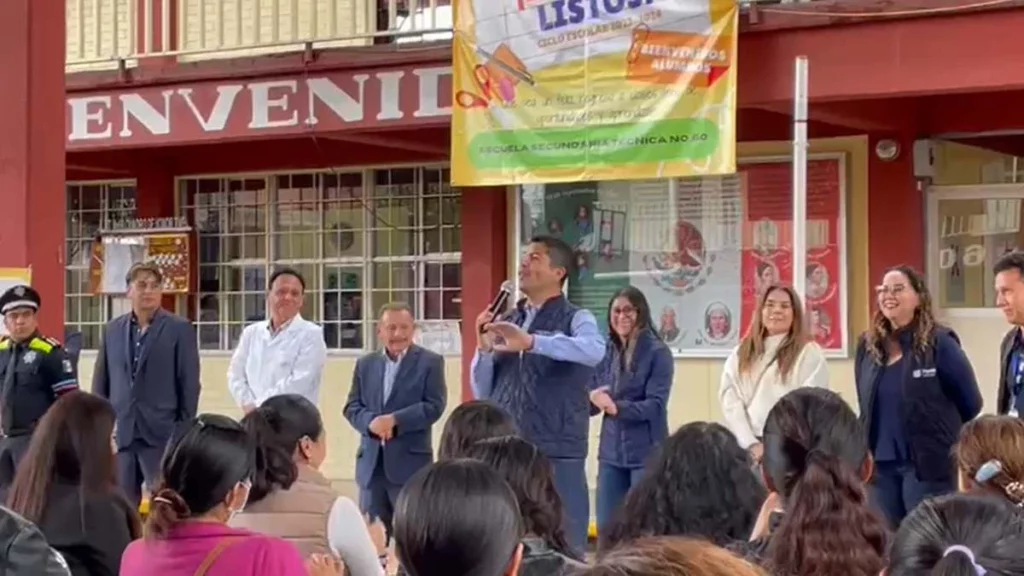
[135,164,178,311]
[867,135,924,291]
[0,0,66,338]
[460,187,508,402]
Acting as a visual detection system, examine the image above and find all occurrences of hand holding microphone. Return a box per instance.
[477,280,514,351]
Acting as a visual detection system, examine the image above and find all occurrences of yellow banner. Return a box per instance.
[452,0,738,186]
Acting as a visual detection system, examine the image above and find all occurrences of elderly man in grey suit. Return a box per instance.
[94,263,201,507]
[343,302,447,541]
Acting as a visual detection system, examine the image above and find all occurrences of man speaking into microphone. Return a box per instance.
[471,235,605,553]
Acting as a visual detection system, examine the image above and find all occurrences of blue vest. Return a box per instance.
[491,296,594,460]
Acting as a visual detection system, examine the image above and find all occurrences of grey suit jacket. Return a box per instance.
[93,309,201,450]
[343,345,447,488]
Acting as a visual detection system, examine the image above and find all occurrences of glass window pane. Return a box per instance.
[323,200,364,259]
[323,265,363,349]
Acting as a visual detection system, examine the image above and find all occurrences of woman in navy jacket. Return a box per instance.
[588,286,673,531]
[856,265,982,528]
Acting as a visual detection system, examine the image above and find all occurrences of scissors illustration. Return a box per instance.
[455,65,498,109]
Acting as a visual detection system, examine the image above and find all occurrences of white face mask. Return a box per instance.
[228,479,252,522]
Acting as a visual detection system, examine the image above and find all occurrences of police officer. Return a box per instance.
[0,285,78,493]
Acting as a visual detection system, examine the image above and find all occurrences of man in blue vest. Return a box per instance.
[471,235,605,553]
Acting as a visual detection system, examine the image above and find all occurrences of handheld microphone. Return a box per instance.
[481,280,514,333]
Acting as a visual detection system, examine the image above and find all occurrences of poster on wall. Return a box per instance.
[90,233,192,294]
[451,0,739,186]
[518,156,847,357]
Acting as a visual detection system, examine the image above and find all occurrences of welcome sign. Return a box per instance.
[451,0,739,186]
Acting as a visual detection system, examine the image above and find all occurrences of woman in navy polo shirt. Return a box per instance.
[855,265,982,527]
[588,286,673,532]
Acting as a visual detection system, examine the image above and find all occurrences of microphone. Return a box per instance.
[481,280,514,333]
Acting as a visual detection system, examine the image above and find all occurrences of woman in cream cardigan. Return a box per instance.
[719,284,829,462]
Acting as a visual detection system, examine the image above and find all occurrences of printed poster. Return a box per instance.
[452,0,739,186]
[90,233,191,294]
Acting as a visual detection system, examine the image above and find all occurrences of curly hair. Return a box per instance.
[464,436,577,559]
[737,284,811,381]
[598,422,766,551]
[865,265,936,362]
[762,388,888,576]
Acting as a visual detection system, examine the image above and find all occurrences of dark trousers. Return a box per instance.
[870,461,953,528]
[0,434,32,497]
[117,441,165,508]
[359,453,404,540]
[550,457,590,556]
[595,462,644,532]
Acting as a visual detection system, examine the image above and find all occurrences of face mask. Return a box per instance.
[228,479,252,522]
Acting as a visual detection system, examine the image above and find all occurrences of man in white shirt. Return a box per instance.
[228,268,327,412]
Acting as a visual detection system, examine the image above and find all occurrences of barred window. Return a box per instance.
[179,166,462,351]
[65,182,138,349]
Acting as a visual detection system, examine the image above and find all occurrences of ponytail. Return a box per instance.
[767,448,887,576]
[145,487,191,540]
[241,406,298,504]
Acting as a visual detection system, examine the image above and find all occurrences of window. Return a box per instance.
[516,156,849,357]
[928,188,1024,309]
[65,182,138,349]
[179,167,462,351]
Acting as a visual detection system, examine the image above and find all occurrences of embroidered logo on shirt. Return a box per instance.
[912,368,937,378]
[22,351,36,364]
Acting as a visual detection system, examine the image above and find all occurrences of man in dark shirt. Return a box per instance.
[995,251,1024,416]
[0,285,78,494]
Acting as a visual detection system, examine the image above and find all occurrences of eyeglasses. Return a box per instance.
[875,284,907,296]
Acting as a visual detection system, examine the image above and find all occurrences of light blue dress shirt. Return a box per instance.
[382,350,405,403]
[470,305,605,399]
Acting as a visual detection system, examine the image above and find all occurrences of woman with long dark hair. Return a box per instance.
[438,400,519,461]
[233,394,384,575]
[7,391,139,576]
[719,285,828,464]
[393,459,524,576]
[119,414,340,576]
[736,387,887,576]
[888,493,1024,575]
[856,265,982,527]
[599,422,765,551]
[588,286,673,530]
[466,436,583,574]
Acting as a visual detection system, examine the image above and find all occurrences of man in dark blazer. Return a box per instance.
[996,250,1024,417]
[94,263,201,507]
[343,302,447,539]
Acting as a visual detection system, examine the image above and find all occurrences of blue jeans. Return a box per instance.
[549,457,589,555]
[596,462,645,532]
[870,461,953,529]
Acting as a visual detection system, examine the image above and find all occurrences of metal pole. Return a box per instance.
[792,56,809,306]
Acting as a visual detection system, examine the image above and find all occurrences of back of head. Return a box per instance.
[761,388,887,576]
[241,394,323,503]
[574,537,766,576]
[889,493,1024,576]
[955,415,1024,506]
[465,436,574,558]
[439,401,519,461]
[394,459,523,576]
[8,391,117,524]
[599,422,766,550]
[146,415,255,539]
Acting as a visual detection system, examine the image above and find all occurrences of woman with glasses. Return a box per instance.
[855,265,982,528]
[119,414,341,576]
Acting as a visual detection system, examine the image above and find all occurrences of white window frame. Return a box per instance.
[513,153,851,359]
[926,183,1024,319]
[177,163,462,355]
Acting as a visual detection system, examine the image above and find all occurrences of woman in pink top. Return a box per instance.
[119,414,342,576]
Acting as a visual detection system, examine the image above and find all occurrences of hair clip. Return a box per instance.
[975,459,1003,484]
[943,545,987,575]
[153,496,174,505]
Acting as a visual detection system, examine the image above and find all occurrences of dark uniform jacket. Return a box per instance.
[0,504,71,575]
[0,334,77,436]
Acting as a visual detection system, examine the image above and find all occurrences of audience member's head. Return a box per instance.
[955,415,1024,506]
[438,401,519,461]
[241,394,326,504]
[394,459,524,576]
[600,422,766,550]
[572,537,767,576]
[146,415,255,539]
[7,391,138,534]
[761,388,887,576]
[887,493,1024,576]
[466,436,576,559]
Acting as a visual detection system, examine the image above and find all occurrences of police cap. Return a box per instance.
[0,285,40,315]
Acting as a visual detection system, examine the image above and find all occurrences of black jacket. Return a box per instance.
[855,326,983,482]
[0,505,70,576]
[998,327,1020,415]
